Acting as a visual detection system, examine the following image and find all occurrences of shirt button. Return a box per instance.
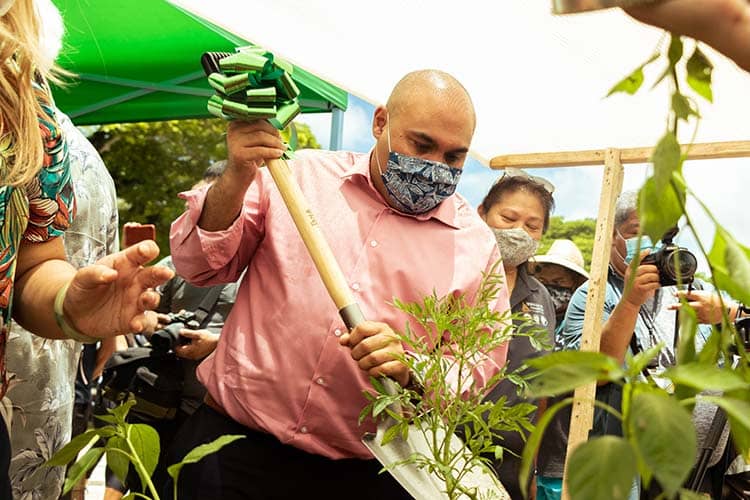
[316,377,325,386]
[370,240,378,247]
[351,282,360,291]
[300,426,308,434]
[334,328,342,337]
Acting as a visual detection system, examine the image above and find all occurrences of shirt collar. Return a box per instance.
[340,149,461,230]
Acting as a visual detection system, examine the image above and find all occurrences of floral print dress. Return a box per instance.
[0,84,75,412]
[5,110,118,500]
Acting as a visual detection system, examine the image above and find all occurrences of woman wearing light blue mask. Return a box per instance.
[476,169,557,499]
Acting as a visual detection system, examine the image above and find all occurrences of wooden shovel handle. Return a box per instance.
[265,158,400,399]
[264,158,365,330]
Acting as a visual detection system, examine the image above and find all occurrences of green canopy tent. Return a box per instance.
[49,0,348,148]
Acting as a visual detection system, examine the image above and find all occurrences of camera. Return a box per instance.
[736,317,750,350]
[641,227,698,287]
[150,311,200,353]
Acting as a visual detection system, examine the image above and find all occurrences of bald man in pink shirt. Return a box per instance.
[165,70,510,499]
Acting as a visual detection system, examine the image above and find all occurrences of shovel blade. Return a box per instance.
[363,421,510,500]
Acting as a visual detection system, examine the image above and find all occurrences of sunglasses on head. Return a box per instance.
[496,168,555,194]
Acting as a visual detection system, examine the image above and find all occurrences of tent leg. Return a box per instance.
[561,148,624,500]
[329,107,345,151]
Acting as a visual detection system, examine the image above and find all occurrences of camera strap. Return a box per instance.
[193,284,226,329]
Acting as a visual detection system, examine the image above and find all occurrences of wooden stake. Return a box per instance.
[561,149,624,500]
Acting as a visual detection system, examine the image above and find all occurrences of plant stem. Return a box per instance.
[124,426,161,500]
[672,179,735,333]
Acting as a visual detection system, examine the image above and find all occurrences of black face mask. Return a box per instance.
[546,284,574,316]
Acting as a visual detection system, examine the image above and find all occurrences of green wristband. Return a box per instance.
[54,281,99,344]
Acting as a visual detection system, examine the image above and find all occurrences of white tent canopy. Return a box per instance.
[173,0,749,163]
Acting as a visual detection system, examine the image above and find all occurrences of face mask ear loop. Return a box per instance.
[386,115,392,153]
[612,230,629,267]
[375,112,392,176]
[374,144,384,176]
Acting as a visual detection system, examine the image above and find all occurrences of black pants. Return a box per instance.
[159,405,412,500]
[0,416,11,500]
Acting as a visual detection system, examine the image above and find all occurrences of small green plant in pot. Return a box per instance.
[361,264,551,499]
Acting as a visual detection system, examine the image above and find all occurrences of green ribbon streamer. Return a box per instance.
[206,46,303,158]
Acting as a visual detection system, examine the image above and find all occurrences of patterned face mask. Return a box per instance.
[375,123,462,215]
[492,227,539,268]
[546,284,574,316]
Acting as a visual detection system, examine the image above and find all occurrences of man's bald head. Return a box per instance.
[386,70,476,131]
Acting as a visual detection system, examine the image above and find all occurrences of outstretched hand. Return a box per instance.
[62,241,174,338]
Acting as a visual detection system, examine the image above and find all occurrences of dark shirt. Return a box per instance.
[156,257,239,414]
[483,265,556,498]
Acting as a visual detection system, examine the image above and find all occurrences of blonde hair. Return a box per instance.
[0,0,54,187]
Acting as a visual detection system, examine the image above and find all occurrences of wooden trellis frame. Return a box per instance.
[489,139,750,500]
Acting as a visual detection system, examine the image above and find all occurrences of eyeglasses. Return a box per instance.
[495,168,555,194]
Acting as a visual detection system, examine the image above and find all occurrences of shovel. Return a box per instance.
[263,157,508,499]
[200,48,506,499]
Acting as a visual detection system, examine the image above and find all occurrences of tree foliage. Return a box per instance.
[89,118,319,257]
[538,216,596,269]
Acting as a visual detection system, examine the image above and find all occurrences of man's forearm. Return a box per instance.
[599,301,640,364]
[197,170,252,232]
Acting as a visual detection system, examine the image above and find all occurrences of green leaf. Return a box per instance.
[94,413,118,424]
[667,36,684,66]
[703,396,750,460]
[97,427,117,438]
[525,350,621,372]
[525,351,624,397]
[128,423,160,478]
[45,429,99,467]
[519,397,574,498]
[708,228,750,306]
[651,132,682,194]
[671,92,699,122]
[629,392,696,496]
[676,305,698,365]
[703,397,750,440]
[372,397,392,418]
[167,435,245,486]
[606,52,659,97]
[110,400,137,424]
[381,421,403,446]
[607,67,647,97]
[697,328,721,366]
[638,175,685,243]
[686,46,714,102]
[663,363,749,392]
[106,436,131,484]
[653,36,685,87]
[62,447,104,495]
[626,343,663,380]
[566,436,637,500]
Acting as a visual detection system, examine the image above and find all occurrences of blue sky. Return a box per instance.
[301,95,749,273]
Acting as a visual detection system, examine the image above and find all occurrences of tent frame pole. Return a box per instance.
[329,107,345,151]
[489,140,750,500]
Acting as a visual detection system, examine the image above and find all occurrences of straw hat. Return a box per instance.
[529,239,589,284]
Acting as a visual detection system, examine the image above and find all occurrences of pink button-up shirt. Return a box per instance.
[170,150,510,459]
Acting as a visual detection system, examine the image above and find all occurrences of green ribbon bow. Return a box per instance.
[206,47,302,153]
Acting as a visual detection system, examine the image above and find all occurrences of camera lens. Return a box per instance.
[664,249,698,282]
[150,323,184,352]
